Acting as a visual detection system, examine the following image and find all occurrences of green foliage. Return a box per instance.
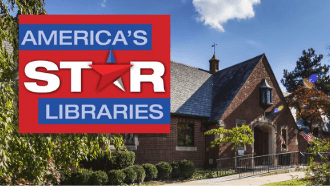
[170,161,179,178]
[262,179,311,186]
[111,150,135,170]
[90,170,108,185]
[0,1,129,184]
[59,170,72,185]
[80,150,135,171]
[71,169,93,185]
[305,138,330,185]
[142,163,158,181]
[123,166,137,184]
[132,165,146,183]
[204,125,254,151]
[281,48,330,94]
[60,169,108,185]
[107,169,126,185]
[156,162,172,180]
[178,160,195,178]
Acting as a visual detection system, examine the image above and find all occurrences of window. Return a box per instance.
[281,127,288,151]
[122,133,135,145]
[312,127,319,137]
[178,123,194,146]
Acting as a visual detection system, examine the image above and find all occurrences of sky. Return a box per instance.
[44,0,330,91]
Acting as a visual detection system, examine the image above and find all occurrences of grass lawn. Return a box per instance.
[141,169,236,185]
[262,179,311,186]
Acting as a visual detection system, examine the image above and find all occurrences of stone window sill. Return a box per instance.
[175,146,197,151]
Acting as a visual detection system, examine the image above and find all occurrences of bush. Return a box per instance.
[80,151,135,171]
[71,169,93,185]
[59,170,72,185]
[90,170,108,185]
[107,170,126,185]
[132,165,146,183]
[142,163,158,181]
[123,167,137,184]
[156,162,172,180]
[170,161,180,178]
[111,151,135,170]
[178,160,196,178]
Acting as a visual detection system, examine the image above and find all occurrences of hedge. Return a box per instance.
[132,165,146,183]
[178,160,195,178]
[156,162,172,180]
[60,169,108,185]
[107,170,126,185]
[123,167,137,184]
[170,161,180,178]
[80,151,135,171]
[142,163,158,181]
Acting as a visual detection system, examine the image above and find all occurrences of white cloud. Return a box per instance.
[101,0,106,7]
[192,0,260,32]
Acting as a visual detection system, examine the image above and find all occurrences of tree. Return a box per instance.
[281,48,330,95]
[285,85,330,131]
[0,1,124,184]
[204,125,254,151]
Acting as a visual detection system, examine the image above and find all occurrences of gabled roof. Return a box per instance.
[209,54,264,121]
[171,54,264,120]
[171,62,212,117]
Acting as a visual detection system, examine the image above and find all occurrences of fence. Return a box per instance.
[216,151,330,178]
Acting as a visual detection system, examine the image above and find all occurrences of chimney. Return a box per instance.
[209,54,219,74]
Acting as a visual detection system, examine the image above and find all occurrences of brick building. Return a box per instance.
[126,53,312,169]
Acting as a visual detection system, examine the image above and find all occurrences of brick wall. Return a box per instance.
[133,115,206,168]
[206,56,299,163]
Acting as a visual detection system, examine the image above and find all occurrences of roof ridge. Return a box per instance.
[217,54,264,73]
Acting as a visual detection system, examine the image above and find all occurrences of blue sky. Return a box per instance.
[45,0,330,91]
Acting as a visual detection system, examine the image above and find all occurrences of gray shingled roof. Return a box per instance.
[171,62,212,117]
[171,54,264,120]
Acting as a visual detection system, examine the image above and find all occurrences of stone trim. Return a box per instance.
[175,146,197,151]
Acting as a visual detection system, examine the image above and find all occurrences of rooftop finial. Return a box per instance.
[211,42,217,56]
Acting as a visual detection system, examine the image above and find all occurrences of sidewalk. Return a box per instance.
[163,171,306,186]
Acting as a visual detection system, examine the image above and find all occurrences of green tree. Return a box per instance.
[204,125,254,151]
[285,86,330,130]
[281,48,330,94]
[0,1,124,184]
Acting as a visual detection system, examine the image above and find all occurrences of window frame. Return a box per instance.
[281,126,288,151]
[177,123,195,146]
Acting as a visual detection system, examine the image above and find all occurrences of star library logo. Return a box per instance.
[19,15,170,133]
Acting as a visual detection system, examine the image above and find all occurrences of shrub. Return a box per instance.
[107,170,126,185]
[71,169,93,185]
[111,151,136,170]
[156,162,172,180]
[90,170,108,185]
[123,167,137,184]
[80,151,135,171]
[59,170,73,185]
[142,163,158,181]
[178,160,196,178]
[170,161,180,178]
[132,165,146,183]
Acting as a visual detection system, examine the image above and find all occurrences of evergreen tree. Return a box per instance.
[281,48,330,94]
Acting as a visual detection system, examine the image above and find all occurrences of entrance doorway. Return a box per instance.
[253,123,275,156]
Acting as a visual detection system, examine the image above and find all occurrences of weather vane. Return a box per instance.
[211,42,217,56]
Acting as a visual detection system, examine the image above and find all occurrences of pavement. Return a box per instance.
[163,171,306,186]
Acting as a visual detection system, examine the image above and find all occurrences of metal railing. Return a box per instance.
[216,151,330,178]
